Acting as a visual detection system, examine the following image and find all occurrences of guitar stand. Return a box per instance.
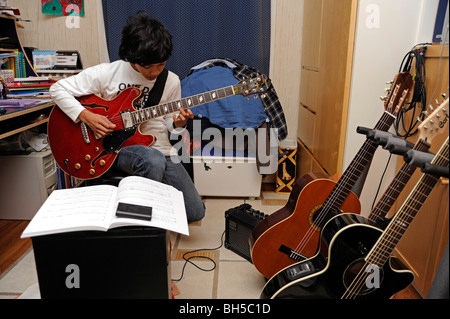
[404,149,449,178]
[357,127,448,178]
[357,126,414,155]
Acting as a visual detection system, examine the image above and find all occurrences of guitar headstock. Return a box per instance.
[418,97,449,144]
[234,74,272,98]
[382,72,414,117]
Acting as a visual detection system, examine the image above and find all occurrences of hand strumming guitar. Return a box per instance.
[78,109,116,138]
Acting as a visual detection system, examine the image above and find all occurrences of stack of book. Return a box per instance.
[0,50,28,78]
[5,76,56,98]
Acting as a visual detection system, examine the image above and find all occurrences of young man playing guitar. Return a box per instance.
[50,11,205,223]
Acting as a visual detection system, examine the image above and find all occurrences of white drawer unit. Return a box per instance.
[0,150,57,220]
[192,155,262,198]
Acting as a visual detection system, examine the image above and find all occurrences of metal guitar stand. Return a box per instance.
[357,126,448,178]
[356,126,415,155]
[404,149,449,178]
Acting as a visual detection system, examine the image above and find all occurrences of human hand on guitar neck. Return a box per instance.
[78,107,194,139]
[173,107,194,128]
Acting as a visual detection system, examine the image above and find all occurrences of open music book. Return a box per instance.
[21,176,189,238]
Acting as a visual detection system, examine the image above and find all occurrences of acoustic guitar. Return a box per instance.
[265,132,449,299]
[250,73,414,279]
[262,97,449,298]
[48,75,271,180]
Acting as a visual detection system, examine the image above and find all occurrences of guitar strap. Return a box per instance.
[143,68,169,108]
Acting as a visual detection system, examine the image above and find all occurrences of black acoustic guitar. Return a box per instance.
[262,100,449,299]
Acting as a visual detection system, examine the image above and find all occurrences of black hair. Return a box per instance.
[118,11,173,65]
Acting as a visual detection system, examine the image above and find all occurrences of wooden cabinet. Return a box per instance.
[392,45,449,298]
[394,178,448,298]
[297,0,357,177]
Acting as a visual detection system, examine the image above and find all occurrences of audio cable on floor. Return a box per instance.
[172,230,226,282]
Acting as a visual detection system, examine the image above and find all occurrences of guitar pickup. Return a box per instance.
[120,110,134,129]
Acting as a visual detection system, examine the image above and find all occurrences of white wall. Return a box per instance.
[270,0,304,142]
[11,0,109,68]
[344,0,440,216]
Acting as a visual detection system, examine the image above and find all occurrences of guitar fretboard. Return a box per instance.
[129,86,235,125]
[368,139,431,224]
[322,111,396,213]
[368,137,449,267]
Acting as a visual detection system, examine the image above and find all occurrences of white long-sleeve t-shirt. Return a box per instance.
[49,60,183,156]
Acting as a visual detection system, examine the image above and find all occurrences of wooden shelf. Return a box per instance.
[0,101,55,140]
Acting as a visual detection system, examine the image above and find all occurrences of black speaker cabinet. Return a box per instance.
[225,204,267,263]
[32,226,170,299]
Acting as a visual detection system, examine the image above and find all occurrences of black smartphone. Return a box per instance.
[116,202,152,221]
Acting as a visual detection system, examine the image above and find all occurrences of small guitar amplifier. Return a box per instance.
[225,203,267,263]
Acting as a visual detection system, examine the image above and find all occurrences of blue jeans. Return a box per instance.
[116,145,205,223]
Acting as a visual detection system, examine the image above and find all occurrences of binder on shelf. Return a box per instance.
[54,50,82,69]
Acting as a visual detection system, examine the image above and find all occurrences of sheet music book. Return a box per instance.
[21,176,189,238]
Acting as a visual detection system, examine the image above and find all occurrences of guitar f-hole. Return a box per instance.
[90,150,109,168]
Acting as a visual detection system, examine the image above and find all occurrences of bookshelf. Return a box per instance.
[0,100,54,140]
[0,14,37,78]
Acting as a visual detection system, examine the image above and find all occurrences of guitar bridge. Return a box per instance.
[279,244,307,262]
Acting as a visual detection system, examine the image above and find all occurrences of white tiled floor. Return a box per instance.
[0,192,287,299]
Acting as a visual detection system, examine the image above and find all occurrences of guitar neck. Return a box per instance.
[368,139,431,223]
[323,111,396,212]
[130,85,235,125]
[367,137,449,267]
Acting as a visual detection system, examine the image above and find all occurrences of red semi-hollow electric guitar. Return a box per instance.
[48,75,271,180]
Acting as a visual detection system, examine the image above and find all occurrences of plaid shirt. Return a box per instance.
[187,58,288,141]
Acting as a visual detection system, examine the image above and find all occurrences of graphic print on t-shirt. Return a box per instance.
[116,83,150,109]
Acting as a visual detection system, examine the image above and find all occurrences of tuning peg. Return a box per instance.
[386,80,394,85]
[380,96,388,101]
[254,95,259,99]
[261,94,266,99]
[436,113,441,118]
[416,117,423,124]
[441,93,447,99]
[428,104,435,112]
